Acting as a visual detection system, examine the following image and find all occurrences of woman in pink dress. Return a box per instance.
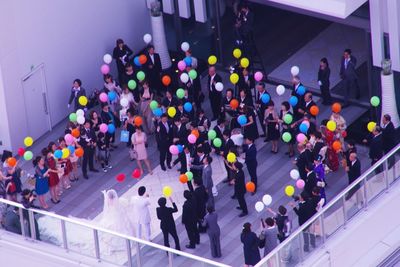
[131,126,153,175]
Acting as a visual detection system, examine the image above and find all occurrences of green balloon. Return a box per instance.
[150,100,158,110]
[128,80,137,90]
[370,96,380,107]
[282,132,292,143]
[185,171,193,181]
[23,151,33,161]
[69,113,77,122]
[208,129,217,140]
[176,88,185,99]
[136,71,145,81]
[213,137,222,148]
[283,114,293,124]
[188,69,197,80]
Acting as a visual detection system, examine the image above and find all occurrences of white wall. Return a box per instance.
[0,0,151,151]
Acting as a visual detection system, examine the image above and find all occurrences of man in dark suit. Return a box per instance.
[193,178,208,233]
[145,45,162,91]
[79,120,98,179]
[4,206,22,235]
[221,129,235,184]
[156,197,181,250]
[231,161,248,217]
[300,92,317,118]
[244,138,258,195]
[291,76,308,121]
[196,109,211,131]
[185,66,203,110]
[173,146,194,191]
[368,126,384,168]
[207,66,223,121]
[112,39,133,84]
[191,147,206,180]
[161,90,179,109]
[182,190,199,249]
[172,117,188,146]
[340,49,360,106]
[235,3,254,45]
[295,143,311,180]
[68,79,87,110]
[382,114,397,168]
[304,164,317,197]
[255,82,270,138]
[191,156,214,208]
[312,132,325,160]
[156,114,173,171]
[345,152,361,200]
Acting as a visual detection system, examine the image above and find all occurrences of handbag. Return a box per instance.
[258,232,266,248]
[129,148,137,160]
[120,130,129,143]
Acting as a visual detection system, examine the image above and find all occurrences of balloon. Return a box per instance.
[285,185,295,197]
[78,96,88,106]
[230,73,239,84]
[213,138,222,148]
[128,80,137,90]
[237,115,248,126]
[276,85,285,96]
[230,99,239,109]
[169,145,179,155]
[370,96,380,107]
[326,120,337,132]
[262,194,272,206]
[136,71,145,81]
[255,201,264,212]
[143,33,152,44]
[254,71,263,82]
[68,145,75,154]
[101,64,110,75]
[120,98,129,108]
[153,108,163,117]
[289,96,298,106]
[181,42,190,52]
[191,129,200,138]
[7,157,17,167]
[132,169,141,179]
[99,93,108,103]
[261,94,270,104]
[215,82,224,92]
[208,55,217,65]
[17,148,25,157]
[99,123,108,133]
[188,69,197,80]
[108,91,117,102]
[184,102,192,112]
[150,100,158,110]
[233,48,242,59]
[367,121,376,132]
[180,73,189,83]
[183,56,192,66]
[332,102,341,113]
[62,148,70,159]
[103,54,112,64]
[163,186,173,197]
[176,88,185,99]
[64,134,74,145]
[134,116,143,126]
[139,54,147,65]
[297,85,306,96]
[309,105,319,116]
[246,182,256,192]
[282,132,292,143]
[116,173,126,182]
[69,113,77,122]
[188,134,197,144]
[23,151,33,161]
[177,144,183,153]
[77,116,85,125]
[299,123,308,134]
[107,124,116,134]
[185,171,193,181]
[24,136,33,147]
[290,66,300,76]
[296,133,307,143]
[342,130,347,138]
[162,75,171,86]
[54,150,62,159]
[177,60,186,71]
[208,130,217,140]
[296,179,305,189]
[75,147,84,157]
[240,58,249,68]
[134,56,141,67]
[227,152,236,163]
[168,107,176,118]
[76,109,84,117]
[283,113,293,124]
[290,169,300,180]
[179,174,188,184]
[332,140,342,151]
[71,128,80,138]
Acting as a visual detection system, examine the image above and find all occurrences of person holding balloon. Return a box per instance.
[156,197,181,251]
[279,101,295,157]
[121,63,140,102]
[330,108,347,144]
[42,148,61,204]
[57,137,73,190]
[100,103,118,148]
[68,79,87,110]
[264,101,280,153]
[103,74,122,113]
[112,39,133,84]
[32,156,50,209]
[119,85,136,119]
[255,82,270,138]
[132,126,153,175]
[291,76,307,121]
[207,66,223,121]
[79,120,98,179]
[156,114,173,171]
[239,105,259,141]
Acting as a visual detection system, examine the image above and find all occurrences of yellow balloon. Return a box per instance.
[24,136,33,147]
[367,121,376,132]
[230,73,239,84]
[79,96,88,106]
[163,186,173,197]
[62,148,70,159]
[208,55,217,65]
[227,152,236,163]
[240,58,250,68]
[326,120,336,132]
[168,107,176,118]
[233,48,242,59]
[285,185,295,197]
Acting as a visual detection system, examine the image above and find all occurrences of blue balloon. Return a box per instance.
[261,93,270,104]
[54,150,62,159]
[108,91,117,102]
[289,96,298,106]
[67,145,75,154]
[299,123,308,134]
[297,85,306,96]
[183,56,192,67]
[108,124,115,134]
[134,56,141,67]
[237,115,248,126]
[177,144,183,153]
[184,102,192,112]
[153,107,163,117]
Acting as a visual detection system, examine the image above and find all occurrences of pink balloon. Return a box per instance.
[296,133,306,143]
[254,71,263,82]
[169,145,179,155]
[99,92,108,103]
[64,134,74,145]
[188,134,197,144]
[296,179,305,189]
[101,64,110,75]
[177,60,186,71]
[99,123,108,133]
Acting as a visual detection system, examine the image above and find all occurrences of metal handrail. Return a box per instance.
[255,143,400,266]
[0,197,230,267]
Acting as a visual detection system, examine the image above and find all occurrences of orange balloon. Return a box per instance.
[332,140,342,151]
[230,99,239,110]
[191,129,200,139]
[309,105,319,116]
[332,102,341,113]
[71,128,80,138]
[245,181,256,193]
[139,54,147,65]
[75,147,84,157]
[179,174,188,184]
[7,157,17,167]
[134,116,143,126]
[162,75,171,86]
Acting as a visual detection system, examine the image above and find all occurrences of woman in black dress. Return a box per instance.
[240,105,259,141]
[264,101,280,153]
[318,57,332,105]
[241,222,261,267]
[279,101,295,157]
[112,39,133,84]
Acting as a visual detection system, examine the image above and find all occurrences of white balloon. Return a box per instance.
[291,66,300,76]
[255,201,265,213]
[262,194,272,206]
[290,169,300,180]
[76,109,84,117]
[120,98,129,108]
[143,33,152,44]
[181,42,190,52]
[103,54,112,64]
[180,73,189,83]
[77,115,85,125]
[215,82,224,92]
[276,85,285,96]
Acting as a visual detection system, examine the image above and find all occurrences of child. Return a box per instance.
[266,206,292,242]
[97,132,112,172]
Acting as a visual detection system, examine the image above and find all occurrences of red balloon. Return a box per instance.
[162,75,171,86]
[132,169,141,179]
[17,148,25,157]
[116,173,126,182]
[230,99,239,110]
[341,130,347,138]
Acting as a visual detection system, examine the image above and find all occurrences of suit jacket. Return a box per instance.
[222,138,235,157]
[233,167,246,196]
[186,77,201,98]
[245,144,257,165]
[293,200,314,226]
[369,134,383,160]
[318,67,330,88]
[156,121,173,148]
[192,164,213,190]
[79,127,97,148]
[303,100,317,117]
[313,141,325,160]
[191,153,205,179]
[173,151,191,174]
[207,74,222,94]
[68,87,87,109]
[348,159,361,183]
[162,96,179,108]
[194,185,208,219]
[172,124,188,145]
[203,212,220,235]
[238,74,255,96]
[131,195,151,224]
[4,209,22,235]
[304,171,317,196]
[145,52,162,74]
[382,122,396,152]
[256,90,270,113]
[296,150,310,180]
[157,203,178,230]
[113,45,133,69]
[196,115,211,130]
[340,56,358,80]
[182,198,197,225]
